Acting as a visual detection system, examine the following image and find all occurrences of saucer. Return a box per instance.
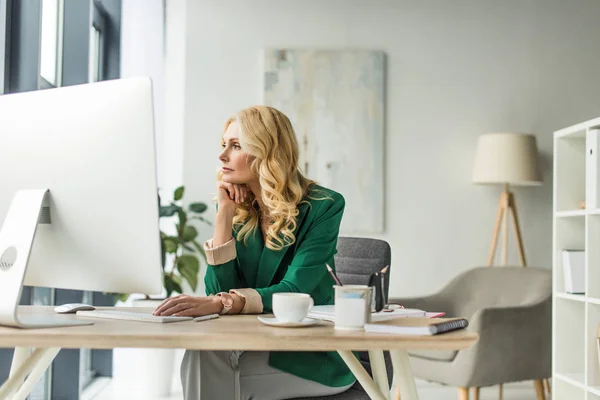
[257,316,321,328]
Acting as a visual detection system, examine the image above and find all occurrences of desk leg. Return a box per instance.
[338,351,387,400]
[0,347,60,400]
[10,347,30,377]
[390,350,419,400]
[368,350,391,400]
[7,346,30,395]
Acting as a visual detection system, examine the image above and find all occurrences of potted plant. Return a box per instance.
[114,185,211,304]
[111,185,211,398]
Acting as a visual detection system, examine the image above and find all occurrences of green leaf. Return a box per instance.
[174,186,185,201]
[182,225,198,241]
[113,293,130,303]
[189,202,208,214]
[164,274,183,297]
[163,237,178,253]
[177,255,199,291]
[160,204,180,217]
[171,274,182,285]
[160,235,166,269]
[178,210,187,231]
[191,240,207,262]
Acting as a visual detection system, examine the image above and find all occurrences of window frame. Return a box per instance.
[0,0,10,94]
[89,0,107,83]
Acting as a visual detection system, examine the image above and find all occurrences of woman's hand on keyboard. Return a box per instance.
[153,295,223,317]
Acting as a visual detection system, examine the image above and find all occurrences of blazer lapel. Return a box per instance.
[255,201,311,288]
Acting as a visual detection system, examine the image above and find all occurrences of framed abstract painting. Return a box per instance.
[263,49,386,233]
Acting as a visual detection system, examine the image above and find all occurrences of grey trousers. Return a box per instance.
[180,350,355,400]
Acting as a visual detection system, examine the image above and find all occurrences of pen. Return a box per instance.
[326,263,343,286]
[194,313,219,322]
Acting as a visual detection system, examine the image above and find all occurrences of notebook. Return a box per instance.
[364,317,468,335]
[307,305,445,322]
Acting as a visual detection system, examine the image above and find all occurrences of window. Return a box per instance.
[0,0,8,94]
[0,0,122,397]
[89,0,107,83]
[39,0,64,89]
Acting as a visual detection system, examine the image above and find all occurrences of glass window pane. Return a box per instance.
[89,26,100,82]
[40,0,59,87]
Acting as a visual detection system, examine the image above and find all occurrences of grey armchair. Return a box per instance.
[389,266,551,400]
[294,236,393,400]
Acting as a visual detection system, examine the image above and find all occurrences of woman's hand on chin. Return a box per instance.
[216,180,249,210]
[152,294,222,317]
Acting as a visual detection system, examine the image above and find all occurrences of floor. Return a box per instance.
[84,377,544,400]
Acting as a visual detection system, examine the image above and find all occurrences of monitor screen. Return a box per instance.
[0,78,164,327]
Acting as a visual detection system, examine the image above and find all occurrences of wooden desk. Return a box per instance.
[0,307,478,400]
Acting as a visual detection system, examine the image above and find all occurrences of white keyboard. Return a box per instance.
[76,310,193,323]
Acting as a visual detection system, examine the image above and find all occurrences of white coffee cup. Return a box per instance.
[272,293,314,323]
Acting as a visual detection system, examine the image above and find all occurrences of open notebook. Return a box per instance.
[364,318,468,335]
[307,305,445,322]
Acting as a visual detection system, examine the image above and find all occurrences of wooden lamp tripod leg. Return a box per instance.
[507,192,526,267]
[488,192,507,266]
[488,192,509,267]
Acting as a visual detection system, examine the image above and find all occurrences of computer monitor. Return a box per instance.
[0,77,163,328]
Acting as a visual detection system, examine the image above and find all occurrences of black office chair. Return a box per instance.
[294,237,394,400]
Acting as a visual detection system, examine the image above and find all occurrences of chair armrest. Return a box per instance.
[387,294,449,314]
[452,298,551,386]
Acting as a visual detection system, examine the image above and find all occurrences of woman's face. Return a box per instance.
[219,120,256,184]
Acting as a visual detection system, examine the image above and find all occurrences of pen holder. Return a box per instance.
[333,285,373,330]
[368,273,386,312]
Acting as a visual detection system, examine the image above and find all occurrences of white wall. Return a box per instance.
[178,0,600,297]
[120,0,166,187]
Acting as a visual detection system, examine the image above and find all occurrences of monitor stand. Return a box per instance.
[0,189,93,329]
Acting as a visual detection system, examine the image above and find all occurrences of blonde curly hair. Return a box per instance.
[219,106,320,251]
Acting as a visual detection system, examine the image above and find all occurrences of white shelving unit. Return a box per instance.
[553,116,600,399]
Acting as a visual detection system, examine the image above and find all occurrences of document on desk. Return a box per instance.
[308,305,445,322]
[365,318,468,335]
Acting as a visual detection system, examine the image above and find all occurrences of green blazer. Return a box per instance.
[204,185,355,388]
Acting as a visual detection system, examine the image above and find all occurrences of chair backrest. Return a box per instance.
[438,266,552,318]
[334,237,392,300]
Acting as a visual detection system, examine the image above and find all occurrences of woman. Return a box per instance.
[153,106,355,399]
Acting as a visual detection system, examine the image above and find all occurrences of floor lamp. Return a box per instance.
[472,132,543,266]
[472,132,545,400]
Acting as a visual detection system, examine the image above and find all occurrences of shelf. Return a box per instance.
[554,135,586,212]
[554,117,600,138]
[555,372,586,389]
[556,210,587,218]
[554,118,600,393]
[588,217,600,298]
[555,128,587,139]
[556,292,586,302]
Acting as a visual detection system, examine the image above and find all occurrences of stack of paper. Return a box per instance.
[308,305,444,322]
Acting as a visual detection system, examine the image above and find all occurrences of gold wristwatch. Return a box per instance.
[216,292,234,315]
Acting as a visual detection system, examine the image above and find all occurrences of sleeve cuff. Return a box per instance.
[230,288,263,314]
[204,238,237,265]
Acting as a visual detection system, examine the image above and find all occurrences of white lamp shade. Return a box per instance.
[472,132,543,186]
